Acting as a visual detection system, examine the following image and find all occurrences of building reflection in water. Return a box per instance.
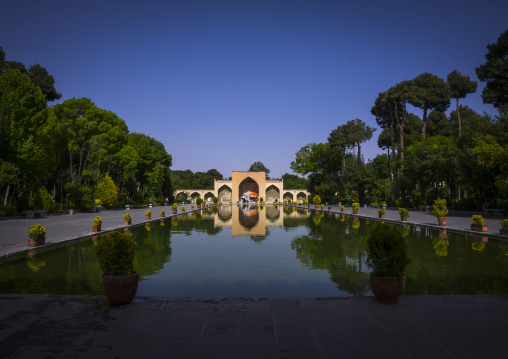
[213,204,284,236]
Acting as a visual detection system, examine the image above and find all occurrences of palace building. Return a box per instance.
[174,171,310,204]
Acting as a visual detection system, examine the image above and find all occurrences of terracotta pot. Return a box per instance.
[437,217,447,226]
[500,229,508,235]
[124,220,131,225]
[92,225,101,232]
[315,205,319,208]
[102,272,139,305]
[471,224,488,232]
[160,213,165,218]
[400,216,407,221]
[197,205,201,208]
[27,237,45,247]
[370,274,404,304]
[181,209,185,212]
[172,209,177,214]
[146,216,151,220]
[353,209,359,214]
[379,214,385,218]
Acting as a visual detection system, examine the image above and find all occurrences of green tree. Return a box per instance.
[282,173,308,189]
[447,70,477,137]
[0,69,50,183]
[410,73,451,138]
[96,174,118,207]
[248,161,270,177]
[475,29,508,108]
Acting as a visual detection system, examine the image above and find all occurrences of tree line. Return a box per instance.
[291,29,508,210]
[0,47,174,213]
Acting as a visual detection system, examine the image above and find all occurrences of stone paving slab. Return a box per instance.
[1,294,507,358]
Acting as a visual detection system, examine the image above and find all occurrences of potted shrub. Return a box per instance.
[302,199,307,206]
[433,198,448,226]
[378,209,385,218]
[123,213,132,225]
[328,205,331,210]
[313,195,321,208]
[341,205,345,213]
[320,204,324,210]
[181,205,185,212]
[398,208,409,221]
[352,202,360,214]
[94,231,138,305]
[366,223,411,304]
[145,210,151,220]
[191,204,195,210]
[28,224,46,247]
[92,216,102,232]
[160,209,165,218]
[171,203,178,214]
[260,197,264,203]
[501,219,508,235]
[196,197,202,208]
[213,197,218,205]
[471,215,488,232]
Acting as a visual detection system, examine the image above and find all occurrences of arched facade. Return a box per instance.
[173,171,309,204]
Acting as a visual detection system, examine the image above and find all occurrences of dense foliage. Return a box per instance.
[0,49,174,213]
[290,29,508,211]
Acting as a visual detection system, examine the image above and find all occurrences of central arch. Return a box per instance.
[239,177,259,197]
[231,171,267,204]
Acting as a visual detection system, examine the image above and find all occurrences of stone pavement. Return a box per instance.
[1,205,508,358]
[1,294,507,359]
[0,204,506,258]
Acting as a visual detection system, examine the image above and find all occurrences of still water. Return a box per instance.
[1,205,508,297]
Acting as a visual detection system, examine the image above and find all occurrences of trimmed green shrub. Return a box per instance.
[366,223,411,277]
[352,202,360,210]
[433,198,448,218]
[195,197,202,205]
[145,210,151,217]
[123,213,132,221]
[378,209,385,215]
[313,195,321,205]
[171,203,178,210]
[28,224,46,239]
[502,219,508,229]
[472,215,484,225]
[398,208,409,217]
[94,216,102,226]
[94,231,136,276]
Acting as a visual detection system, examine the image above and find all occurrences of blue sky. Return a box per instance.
[1,0,507,178]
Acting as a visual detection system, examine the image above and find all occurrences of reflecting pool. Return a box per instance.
[1,205,508,297]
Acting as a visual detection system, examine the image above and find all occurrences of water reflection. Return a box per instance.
[1,206,508,297]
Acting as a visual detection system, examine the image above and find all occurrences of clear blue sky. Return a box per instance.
[1,0,506,178]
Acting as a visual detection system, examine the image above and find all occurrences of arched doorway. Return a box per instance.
[239,177,259,201]
[283,192,294,202]
[218,185,232,203]
[266,185,280,203]
[204,192,214,202]
[297,192,307,203]
[190,192,201,203]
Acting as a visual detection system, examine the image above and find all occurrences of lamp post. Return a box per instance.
[60,174,64,210]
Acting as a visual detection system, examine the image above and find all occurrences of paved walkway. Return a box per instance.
[1,294,507,358]
[1,205,508,358]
